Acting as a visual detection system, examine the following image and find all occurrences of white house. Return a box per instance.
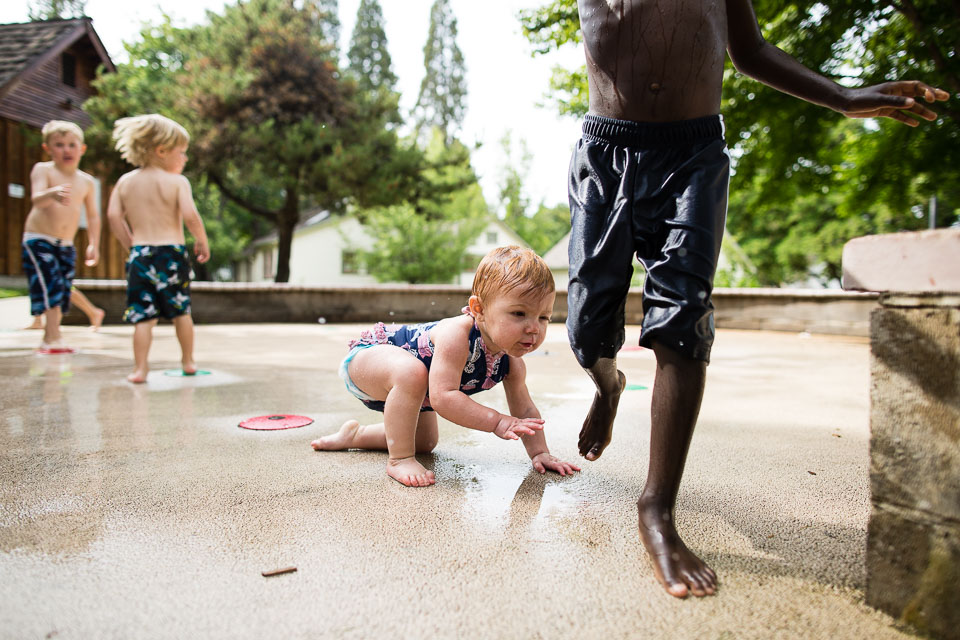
[542,228,758,290]
[235,210,530,285]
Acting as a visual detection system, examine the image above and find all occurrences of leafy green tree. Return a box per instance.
[28,0,86,20]
[359,129,487,283]
[413,0,467,144]
[495,131,570,255]
[520,0,958,284]
[347,0,397,95]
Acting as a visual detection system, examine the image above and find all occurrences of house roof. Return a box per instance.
[0,18,115,99]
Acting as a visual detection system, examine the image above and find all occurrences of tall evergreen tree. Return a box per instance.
[28,0,86,20]
[347,0,397,95]
[317,0,341,50]
[413,0,467,145]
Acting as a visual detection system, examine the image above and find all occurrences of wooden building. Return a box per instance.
[0,18,125,279]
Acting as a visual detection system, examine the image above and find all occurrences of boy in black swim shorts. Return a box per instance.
[569,0,948,599]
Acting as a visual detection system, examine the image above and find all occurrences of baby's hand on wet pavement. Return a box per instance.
[493,415,544,440]
[531,453,581,476]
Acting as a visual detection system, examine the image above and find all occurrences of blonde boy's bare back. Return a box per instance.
[114,166,191,246]
[25,161,95,240]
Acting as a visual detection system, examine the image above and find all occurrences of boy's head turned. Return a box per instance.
[472,246,555,303]
[41,120,84,144]
[113,114,190,167]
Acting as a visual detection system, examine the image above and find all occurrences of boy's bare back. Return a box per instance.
[26,161,96,240]
[113,167,194,246]
[579,0,729,122]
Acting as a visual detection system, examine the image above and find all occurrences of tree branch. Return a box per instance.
[890,0,960,93]
[207,172,278,222]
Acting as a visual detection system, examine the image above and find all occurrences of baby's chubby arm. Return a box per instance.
[177,176,209,264]
[428,318,544,440]
[504,358,580,476]
[725,0,948,126]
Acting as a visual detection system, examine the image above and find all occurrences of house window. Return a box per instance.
[61,53,76,87]
[341,251,365,275]
[485,231,497,244]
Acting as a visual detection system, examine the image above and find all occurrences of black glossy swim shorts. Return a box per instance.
[566,114,730,366]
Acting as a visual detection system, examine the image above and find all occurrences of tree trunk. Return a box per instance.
[274,188,299,283]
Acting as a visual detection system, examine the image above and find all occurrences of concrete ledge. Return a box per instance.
[842,229,960,293]
[66,280,879,336]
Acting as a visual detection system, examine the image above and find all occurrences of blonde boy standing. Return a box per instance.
[22,120,100,354]
[106,114,210,383]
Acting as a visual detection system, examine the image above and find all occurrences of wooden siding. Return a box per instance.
[0,45,96,130]
[0,116,125,279]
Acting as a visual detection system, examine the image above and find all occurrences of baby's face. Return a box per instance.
[474,288,555,357]
[43,132,86,168]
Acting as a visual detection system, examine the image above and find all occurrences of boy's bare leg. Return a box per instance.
[70,288,105,331]
[23,315,43,330]
[172,315,197,374]
[638,341,716,598]
[579,357,626,460]
[128,319,157,383]
[40,306,63,347]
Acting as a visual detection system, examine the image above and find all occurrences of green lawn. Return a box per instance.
[0,288,28,298]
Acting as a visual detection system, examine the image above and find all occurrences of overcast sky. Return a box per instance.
[1,0,584,209]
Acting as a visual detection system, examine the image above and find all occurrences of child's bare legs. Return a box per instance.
[40,306,63,347]
[24,315,43,330]
[172,314,197,374]
[638,341,716,598]
[70,288,105,330]
[578,357,626,460]
[312,346,436,487]
[128,319,157,383]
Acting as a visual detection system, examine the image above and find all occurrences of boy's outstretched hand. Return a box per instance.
[840,81,950,126]
[531,452,581,476]
[493,415,545,440]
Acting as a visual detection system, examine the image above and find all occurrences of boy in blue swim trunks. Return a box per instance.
[569,0,949,599]
[106,114,210,383]
[22,120,101,354]
[312,246,580,487]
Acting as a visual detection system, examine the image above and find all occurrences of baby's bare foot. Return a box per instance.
[311,420,361,451]
[386,456,435,487]
[127,368,148,384]
[638,498,717,598]
[579,370,626,460]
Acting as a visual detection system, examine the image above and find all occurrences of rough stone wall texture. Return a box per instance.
[868,301,960,639]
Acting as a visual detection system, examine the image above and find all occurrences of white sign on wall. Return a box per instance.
[8,183,25,199]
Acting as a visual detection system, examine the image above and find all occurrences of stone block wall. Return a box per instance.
[866,295,960,639]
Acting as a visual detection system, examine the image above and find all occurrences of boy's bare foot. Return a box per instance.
[579,370,626,460]
[127,369,148,384]
[23,317,43,330]
[182,359,197,375]
[89,308,105,331]
[311,419,361,451]
[386,456,436,487]
[37,342,75,354]
[638,498,717,598]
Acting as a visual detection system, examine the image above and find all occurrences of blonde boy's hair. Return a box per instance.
[112,114,190,167]
[41,120,84,144]
[472,246,555,302]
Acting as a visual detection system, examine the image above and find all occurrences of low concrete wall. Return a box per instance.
[66,279,878,336]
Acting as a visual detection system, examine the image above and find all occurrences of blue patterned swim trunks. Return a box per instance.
[21,233,76,316]
[123,245,193,324]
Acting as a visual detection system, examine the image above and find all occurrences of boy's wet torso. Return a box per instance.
[579,0,729,122]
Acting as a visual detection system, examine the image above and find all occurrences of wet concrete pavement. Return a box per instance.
[0,296,917,639]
